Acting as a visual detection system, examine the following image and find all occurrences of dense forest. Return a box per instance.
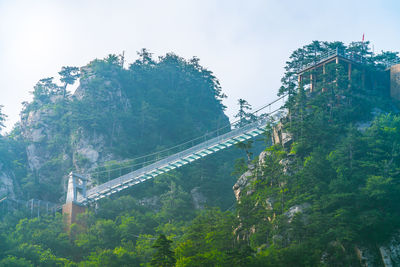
[1,41,400,266]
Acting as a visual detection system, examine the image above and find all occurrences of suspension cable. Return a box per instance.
[88,95,288,177]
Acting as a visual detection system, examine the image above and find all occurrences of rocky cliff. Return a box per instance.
[233,135,400,267]
[17,64,122,200]
[0,168,14,198]
[6,53,231,206]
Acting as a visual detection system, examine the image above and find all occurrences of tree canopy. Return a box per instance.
[1,41,400,266]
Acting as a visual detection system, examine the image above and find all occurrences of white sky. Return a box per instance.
[1,0,400,132]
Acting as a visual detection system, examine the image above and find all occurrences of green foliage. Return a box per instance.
[0,49,238,265]
[234,98,256,127]
[79,247,138,267]
[175,208,236,266]
[0,105,7,132]
[0,256,33,267]
[59,67,80,88]
[12,215,73,259]
[2,41,400,266]
[76,219,120,252]
[230,40,400,265]
[150,234,175,267]
[14,49,233,201]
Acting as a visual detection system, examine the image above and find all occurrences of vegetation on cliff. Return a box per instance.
[233,41,400,266]
[0,48,257,266]
[1,41,400,266]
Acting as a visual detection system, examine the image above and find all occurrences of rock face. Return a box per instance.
[190,187,206,209]
[17,64,125,198]
[233,153,268,202]
[233,157,265,242]
[75,65,131,113]
[355,246,376,267]
[234,134,400,266]
[232,169,254,202]
[379,233,400,267]
[284,203,310,223]
[69,64,129,173]
[71,127,115,173]
[20,95,73,197]
[21,107,58,172]
[0,169,14,198]
[272,122,292,147]
[138,196,160,210]
[353,234,400,267]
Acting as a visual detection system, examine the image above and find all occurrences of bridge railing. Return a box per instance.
[298,48,400,73]
[89,124,233,182]
[81,113,282,203]
[298,48,366,74]
[0,197,59,218]
[88,95,287,185]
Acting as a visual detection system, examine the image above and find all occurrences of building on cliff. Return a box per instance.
[297,48,400,101]
[271,48,400,148]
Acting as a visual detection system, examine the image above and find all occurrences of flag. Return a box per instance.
[362,33,365,42]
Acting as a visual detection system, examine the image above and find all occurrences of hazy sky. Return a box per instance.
[1,0,399,132]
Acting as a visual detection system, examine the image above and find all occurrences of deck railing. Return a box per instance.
[79,107,286,204]
[298,48,365,74]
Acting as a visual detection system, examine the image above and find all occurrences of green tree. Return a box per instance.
[0,105,7,132]
[175,209,235,266]
[0,256,33,267]
[58,66,80,98]
[234,99,256,127]
[75,219,120,253]
[80,247,138,267]
[235,140,253,163]
[151,234,176,267]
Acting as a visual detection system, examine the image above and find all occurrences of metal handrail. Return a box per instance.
[298,48,366,74]
[79,107,286,204]
[88,95,288,178]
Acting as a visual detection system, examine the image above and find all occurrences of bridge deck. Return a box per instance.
[78,116,275,204]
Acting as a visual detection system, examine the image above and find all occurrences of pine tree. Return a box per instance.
[150,234,176,267]
[0,105,7,132]
[234,99,256,127]
[58,66,79,98]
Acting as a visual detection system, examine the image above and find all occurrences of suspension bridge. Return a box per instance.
[1,95,288,222]
[65,95,287,209]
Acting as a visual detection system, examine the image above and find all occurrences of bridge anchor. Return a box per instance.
[62,172,87,227]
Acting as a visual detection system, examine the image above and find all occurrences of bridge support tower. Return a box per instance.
[62,172,87,227]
